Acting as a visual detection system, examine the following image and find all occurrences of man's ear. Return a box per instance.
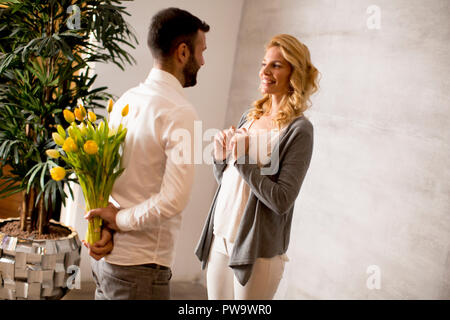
[175,42,190,64]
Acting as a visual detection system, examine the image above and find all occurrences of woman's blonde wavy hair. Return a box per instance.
[247,34,320,129]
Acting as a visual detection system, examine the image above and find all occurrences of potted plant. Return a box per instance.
[0,0,137,299]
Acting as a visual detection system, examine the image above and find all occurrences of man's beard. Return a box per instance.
[182,55,200,88]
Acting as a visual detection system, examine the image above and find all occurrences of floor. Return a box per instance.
[62,281,208,300]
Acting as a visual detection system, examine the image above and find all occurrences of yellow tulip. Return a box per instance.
[63,110,75,123]
[78,123,87,136]
[67,125,76,139]
[52,132,65,146]
[121,104,129,117]
[50,166,66,181]
[88,111,97,122]
[79,104,87,118]
[98,121,105,133]
[74,108,84,121]
[108,126,118,137]
[62,137,78,153]
[83,140,98,155]
[46,149,60,159]
[107,99,114,113]
[57,125,66,139]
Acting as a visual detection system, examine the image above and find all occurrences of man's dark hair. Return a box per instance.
[148,7,209,61]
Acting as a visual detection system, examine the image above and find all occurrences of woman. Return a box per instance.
[195,34,320,299]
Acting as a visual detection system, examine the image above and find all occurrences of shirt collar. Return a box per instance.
[144,68,185,96]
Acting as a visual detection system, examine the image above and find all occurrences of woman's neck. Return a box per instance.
[266,94,284,117]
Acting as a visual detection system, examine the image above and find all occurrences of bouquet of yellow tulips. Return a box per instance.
[47,100,129,244]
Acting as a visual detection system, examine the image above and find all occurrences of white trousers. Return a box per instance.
[206,236,286,300]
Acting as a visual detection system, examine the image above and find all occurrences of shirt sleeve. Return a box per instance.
[115,106,198,231]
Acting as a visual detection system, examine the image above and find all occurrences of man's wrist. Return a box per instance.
[103,225,116,235]
[115,209,133,232]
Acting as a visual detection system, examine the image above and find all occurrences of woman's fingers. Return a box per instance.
[215,131,226,145]
[213,126,243,161]
[230,130,250,160]
[225,127,235,138]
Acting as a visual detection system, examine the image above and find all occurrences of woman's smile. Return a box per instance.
[259,46,292,97]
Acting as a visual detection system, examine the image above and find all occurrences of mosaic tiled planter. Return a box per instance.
[0,218,81,300]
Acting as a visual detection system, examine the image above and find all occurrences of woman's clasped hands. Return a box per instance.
[213,126,250,162]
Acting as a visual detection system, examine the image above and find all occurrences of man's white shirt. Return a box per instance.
[105,68,198,267]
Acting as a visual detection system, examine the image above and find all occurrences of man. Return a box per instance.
[84,7,209,300]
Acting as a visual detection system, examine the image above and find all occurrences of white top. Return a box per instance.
[105,68,198,267]
[213,120,284,243]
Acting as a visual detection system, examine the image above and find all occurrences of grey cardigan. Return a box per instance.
[195,110,314,286]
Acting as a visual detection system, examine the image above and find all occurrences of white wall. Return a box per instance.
[61,0,244,282]
[62,1,450,300]
[226,0,450,299]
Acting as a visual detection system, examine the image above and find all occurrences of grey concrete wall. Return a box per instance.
[227,0,450,299]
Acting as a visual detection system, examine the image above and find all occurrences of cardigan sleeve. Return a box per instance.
[233,124,313,215]
[212,159,228,184]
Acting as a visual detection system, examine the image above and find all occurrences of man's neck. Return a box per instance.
[153,61,185,87]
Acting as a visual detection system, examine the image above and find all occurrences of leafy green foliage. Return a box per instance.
[0,0,137,232]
